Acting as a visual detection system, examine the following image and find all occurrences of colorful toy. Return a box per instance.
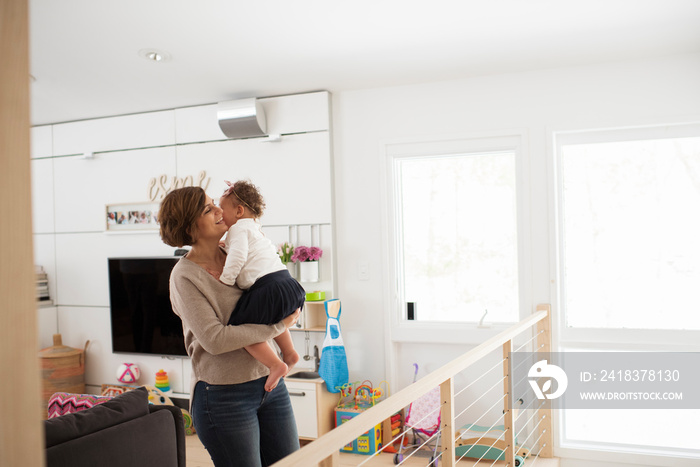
[353,381,376,409]
[335,379,385,410]
[180,409,196,436]
[334,378,388,455]
[393,364,441,466]
[101,383,134,397]
[145,385,174,406]
[455,424,529,466]
[155,369,171,393]
[381,410,406,454]
[335,382,356,408]
[116,363,140,384]
[146,385,196,436]
[335,407,383,455]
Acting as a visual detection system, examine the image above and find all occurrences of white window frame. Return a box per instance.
[381,130,531,345]
[552,122,700,465]
[553,122,700,351]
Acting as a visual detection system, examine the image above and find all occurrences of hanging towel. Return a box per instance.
[318,299,349,393]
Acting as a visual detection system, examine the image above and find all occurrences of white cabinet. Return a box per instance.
[52,110,176,156]
[286,378,337,440]
[287,381,318,438]
[175,132,332,226]
[53,146,177,233]
[31,125,53,159]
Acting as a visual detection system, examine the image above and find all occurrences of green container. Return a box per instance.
[305,291,326,301]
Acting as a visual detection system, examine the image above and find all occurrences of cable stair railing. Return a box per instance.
[273,304,554,467]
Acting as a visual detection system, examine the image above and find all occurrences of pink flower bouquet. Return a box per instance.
[291,245,323,262]
[277,242,294,264]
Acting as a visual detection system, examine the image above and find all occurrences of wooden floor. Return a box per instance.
[185,434,215,467]
[186,435,560,467]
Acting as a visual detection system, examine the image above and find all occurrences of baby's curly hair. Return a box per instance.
[223,179,266,217]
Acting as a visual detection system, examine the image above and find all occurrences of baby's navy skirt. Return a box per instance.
[227,269,306,326]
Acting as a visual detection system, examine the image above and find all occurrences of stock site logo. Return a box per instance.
[528,360,568,400]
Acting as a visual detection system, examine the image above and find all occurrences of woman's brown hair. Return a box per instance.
[159,186,206,247]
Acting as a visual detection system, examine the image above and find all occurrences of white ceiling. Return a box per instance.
[29,0,700,126]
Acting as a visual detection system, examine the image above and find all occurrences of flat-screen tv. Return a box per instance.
[108,256,187,357]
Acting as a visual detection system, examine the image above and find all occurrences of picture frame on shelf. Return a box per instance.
[105,202,159,231]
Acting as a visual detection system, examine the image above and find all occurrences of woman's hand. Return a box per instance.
[282,309,301,329]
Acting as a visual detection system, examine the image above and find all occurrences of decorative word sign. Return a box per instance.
[148,170,211,201]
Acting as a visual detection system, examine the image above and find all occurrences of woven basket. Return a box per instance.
[39,334,89,419]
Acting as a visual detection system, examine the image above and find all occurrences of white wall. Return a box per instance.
[33,91,334,395]
[331,53,700,465]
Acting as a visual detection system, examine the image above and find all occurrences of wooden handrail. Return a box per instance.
[273,306,550,467]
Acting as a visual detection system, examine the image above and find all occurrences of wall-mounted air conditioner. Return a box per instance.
[217,98,267,139]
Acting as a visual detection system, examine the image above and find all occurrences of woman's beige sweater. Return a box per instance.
[169,255,286,398]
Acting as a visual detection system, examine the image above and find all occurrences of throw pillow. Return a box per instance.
[47,392,112,419]
[44,386,149,448]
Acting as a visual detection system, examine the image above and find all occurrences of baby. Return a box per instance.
[219,180,306,391]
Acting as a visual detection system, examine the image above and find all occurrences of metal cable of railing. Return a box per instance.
[378,405,448,467]
[387,379,526,467]
[515,401,546,440]
[409,320,549,466]
[512,330,544,353]
[527,442,548,467]
[514,393,540,414]
[515,414,546,453]
[398,429,441,465]
[357,395,446,466]
[454,412,507,464]
[456,391,508,442]
[521,425,548,467]
[270,306,551,467]
[467,427,508,466]
[455,374,507,421]
[511,343,545,377]
[454,357,504,399]
[392,380,512,466]
[450,347,547,466]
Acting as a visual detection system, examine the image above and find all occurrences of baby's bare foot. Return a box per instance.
[265,361,288,392]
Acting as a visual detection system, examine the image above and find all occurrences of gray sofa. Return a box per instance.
[44,386,186,467]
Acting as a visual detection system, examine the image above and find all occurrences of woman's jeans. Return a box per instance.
[191,377,300,467]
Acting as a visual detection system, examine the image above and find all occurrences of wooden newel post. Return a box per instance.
[440,378,456,467]
[536,304,553,458]
[502,340,515,466]
[318,451,338,467]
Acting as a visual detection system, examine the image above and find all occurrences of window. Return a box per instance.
[388,135,522,325]
[557,125,700,330]
[556,123,700,461]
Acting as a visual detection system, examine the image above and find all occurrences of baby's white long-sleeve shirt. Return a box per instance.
[219,218,285,288]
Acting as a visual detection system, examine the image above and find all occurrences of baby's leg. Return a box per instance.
[245,342,288,392]
[274,329,299,371]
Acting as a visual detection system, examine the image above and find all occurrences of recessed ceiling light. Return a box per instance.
[138,48,171,62]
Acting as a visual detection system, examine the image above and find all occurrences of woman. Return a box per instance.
[159,186,301,467]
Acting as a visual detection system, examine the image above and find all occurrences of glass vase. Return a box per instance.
[285,262,298,280]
